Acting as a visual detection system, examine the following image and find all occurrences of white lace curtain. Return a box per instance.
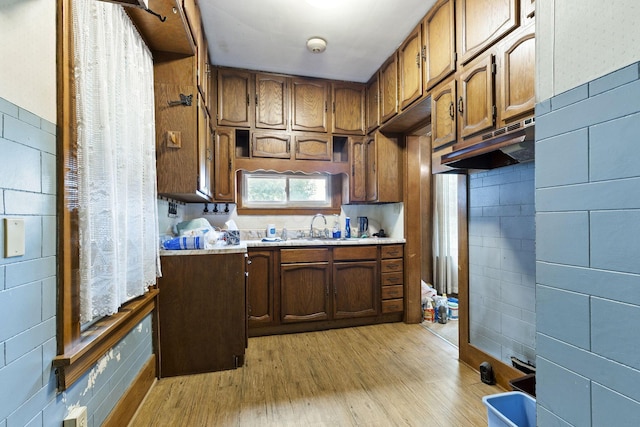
[73,0,160,323]
[433,174,459,295]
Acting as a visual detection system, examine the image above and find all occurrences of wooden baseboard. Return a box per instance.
[102,354,157,427]
[459,342,521,390]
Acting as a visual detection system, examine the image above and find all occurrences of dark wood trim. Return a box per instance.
[457,174,520,389]
[53,290,159,390]
[403,135,426,323]
[57,0,80,356]
[102,355,157,427]
[249,313,403,337]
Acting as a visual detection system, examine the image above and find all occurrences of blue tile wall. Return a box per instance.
[468,162,536,365]
[536,62,640,425]
[0,97,154,427]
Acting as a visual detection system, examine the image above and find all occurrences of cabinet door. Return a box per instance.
[458,53,495,139]
[198,96,213,199]
[248,250,276,327]
[295,134,331,160]
[332,83,365,135]
[333,261,379,319]
[423,0,456,90]
[280,262,330,323]
[291,78,328,132]
[213,127,236,202]
[158,254,246,377]
[399,24,423,110]
[456,0,518,65]
[217,69,252,127]
[255,73,288,130]
[497,24,535,125]
[374,133,402,203]
[252,132,291,158]
[379,54,398,123]
[350,137,366,202]
[431,78,457,150]
[365,76,379,134]
[365,136,378,202]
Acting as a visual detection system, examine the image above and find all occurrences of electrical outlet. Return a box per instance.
[63,406,88,427]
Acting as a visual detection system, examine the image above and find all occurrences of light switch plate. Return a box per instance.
[4,218,25,258]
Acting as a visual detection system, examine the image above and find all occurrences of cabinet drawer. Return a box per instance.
[381,259,403,273]
[381,271,403,286]
[382,285,403,300]
[281,248,329,263]
[381,244,403,259]
[381,298,403,313]
[333,245,377,261]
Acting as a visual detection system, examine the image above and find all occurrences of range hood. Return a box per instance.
[441,117,535,170]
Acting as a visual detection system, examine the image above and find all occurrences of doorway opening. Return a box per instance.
[422,173,459,347]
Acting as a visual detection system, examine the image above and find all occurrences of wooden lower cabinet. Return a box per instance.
[333,261,378,319]
[157,253,246,377]
[280,261,331,323]
[381,245,404,314]
[247,249,277,327]
[249,244,404,335]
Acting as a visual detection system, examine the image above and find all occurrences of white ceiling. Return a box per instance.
[199,0,438,83]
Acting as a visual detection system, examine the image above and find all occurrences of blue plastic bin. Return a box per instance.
[482,391,536,427]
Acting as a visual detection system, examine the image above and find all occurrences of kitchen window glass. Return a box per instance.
[242,172,331,208]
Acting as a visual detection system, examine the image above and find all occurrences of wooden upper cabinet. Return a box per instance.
[365,136,378,202]
[291,78,329,132]
[367,132,402,203]
[431,78,457,150]
[217,69,252,127]
[379,54,399,123]
[332,83,365,135]
[197,96,213,199]
[456,0,519,65]
[458,53,495,139]
[255,73,288,130]
[213,126,236,202]
[399,24,423,110]
[497,24,535,125]
[423,0,456,90]
[182,0,208,98]
[294,134,331,161]
[365,75,379,134]
[350,137,366,202]
[252,132,291,159]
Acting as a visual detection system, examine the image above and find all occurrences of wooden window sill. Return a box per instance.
[53,288,159,391]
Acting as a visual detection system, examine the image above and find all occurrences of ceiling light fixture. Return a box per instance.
[306,37,327,53]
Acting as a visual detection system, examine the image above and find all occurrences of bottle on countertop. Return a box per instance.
[332,214,341,239]
[345,216,351,238]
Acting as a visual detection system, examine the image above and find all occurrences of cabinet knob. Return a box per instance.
[415,52,420,67]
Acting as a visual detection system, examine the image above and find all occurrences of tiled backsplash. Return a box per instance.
[158,200,405,241]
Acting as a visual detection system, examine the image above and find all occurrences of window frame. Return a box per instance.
[53,0,158,391]
[237,171,343,215]
[241,171,333,209]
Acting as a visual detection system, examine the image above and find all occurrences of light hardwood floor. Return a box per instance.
[131,323,502,426]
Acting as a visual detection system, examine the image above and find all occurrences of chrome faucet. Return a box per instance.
[310,213,326,238]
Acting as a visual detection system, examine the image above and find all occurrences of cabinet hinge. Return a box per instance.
[492,63,497,74]
[492,105,497,119]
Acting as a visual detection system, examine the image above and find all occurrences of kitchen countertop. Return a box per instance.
[245,237,405,247]
[159,237,405,255]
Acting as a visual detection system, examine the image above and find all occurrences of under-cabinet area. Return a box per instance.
[247,242,405,337]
